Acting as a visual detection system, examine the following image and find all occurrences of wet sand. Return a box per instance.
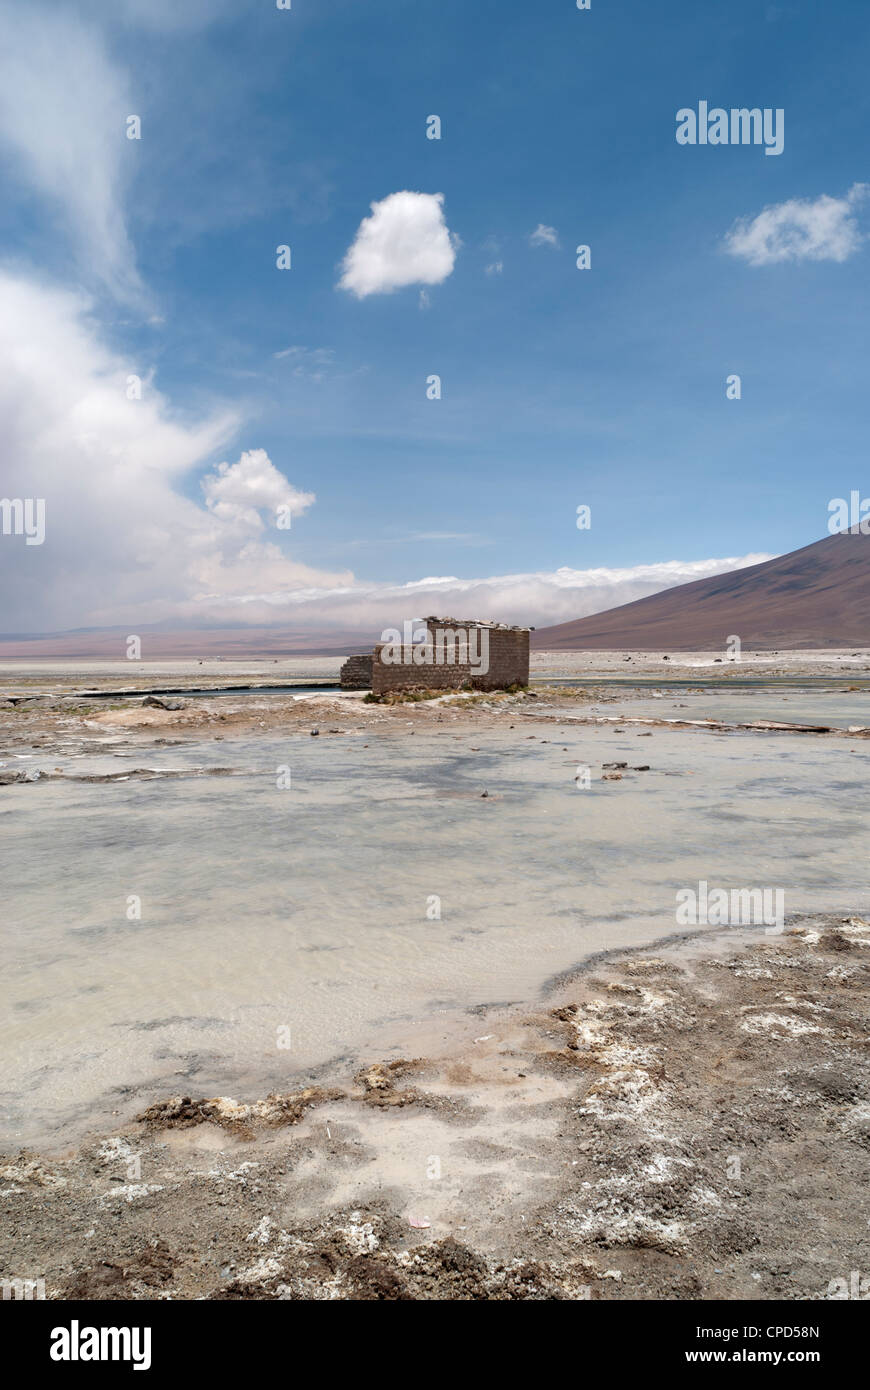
[2,916,869,1301]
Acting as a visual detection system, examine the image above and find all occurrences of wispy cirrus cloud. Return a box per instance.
[529,223,560,249]
[273,346,337,381]
[0,1,145,304]
[100,0,237,30]
[724,184,869,266]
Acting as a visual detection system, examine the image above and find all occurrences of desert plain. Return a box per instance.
[1,651,869,1300]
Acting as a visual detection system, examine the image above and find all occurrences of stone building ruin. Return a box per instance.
[339,616,530,694]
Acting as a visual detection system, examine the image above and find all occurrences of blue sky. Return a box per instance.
[1,0,868,635]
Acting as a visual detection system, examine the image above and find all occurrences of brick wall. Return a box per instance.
[339,654,373,690]
[371,625,529,694]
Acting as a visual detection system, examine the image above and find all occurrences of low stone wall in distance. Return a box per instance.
[339,654,374,690]
[371,627,529,694]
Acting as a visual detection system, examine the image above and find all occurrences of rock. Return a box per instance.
[310,727,320,737]
[632,765,651,772]
[355,1059,421,1108]
[602,762,628,770]
[142,695,186,710]
[137,1086,341,1134]
[357,1063,392,1093]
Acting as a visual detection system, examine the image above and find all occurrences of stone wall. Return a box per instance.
[339,654,374,690]
[371,623,529,694]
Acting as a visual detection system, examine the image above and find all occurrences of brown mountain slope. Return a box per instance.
[532,530,870,651]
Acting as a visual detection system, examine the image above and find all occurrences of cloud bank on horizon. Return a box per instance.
[185,552,773,637]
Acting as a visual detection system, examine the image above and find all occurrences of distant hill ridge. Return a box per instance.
[532,530,870,651]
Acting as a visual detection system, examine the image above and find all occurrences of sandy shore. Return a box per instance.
[2,666,869,1300]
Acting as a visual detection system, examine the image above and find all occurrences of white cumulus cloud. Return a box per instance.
[0,271,350,632]
[339,191,457,298]
[202,451,315,530]
[724,184,868,266]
